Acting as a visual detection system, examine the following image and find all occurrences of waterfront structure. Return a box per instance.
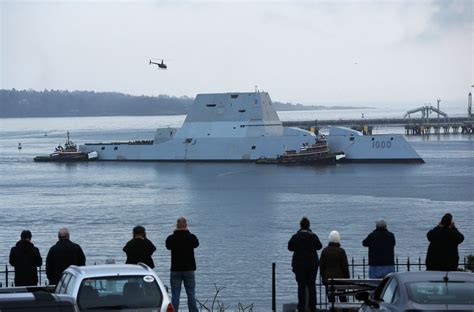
[80,92,423,162]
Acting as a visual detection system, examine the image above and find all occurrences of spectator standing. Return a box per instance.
[46,228,86,285]
[288,217,322,312]
[9,230,43,286]
[320,230,350,303]
[426,213,464,271]
[166,217,199,312]
[362,219,396,278]
[123,225,156,268]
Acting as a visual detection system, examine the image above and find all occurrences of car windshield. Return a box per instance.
[77,275,163,310]
[406,281,474,305]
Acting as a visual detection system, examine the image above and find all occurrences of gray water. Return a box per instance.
[0,113,473,310]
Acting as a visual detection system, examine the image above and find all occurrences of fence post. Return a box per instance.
[272,262,276,312]
[319,275,323,311]
[351,257,355,278]
[395,256,399,272]
[330,278,335,312]
[418,257,421,271]
[362,257,366,279]
[5,265,8,288]
[407,257,410,272]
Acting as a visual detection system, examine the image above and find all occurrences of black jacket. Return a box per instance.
[320,242,350,283]
[166,230,199,271]
[362,229,396,266]
[9,240,43,286]
[123,238,156,268]
[46,239,86,285]
[426,225,464,271]
[288,229,323,272]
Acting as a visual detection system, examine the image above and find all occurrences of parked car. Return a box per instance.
[55,263,173,312]
[0,290,78,312]
[357,271,474,311]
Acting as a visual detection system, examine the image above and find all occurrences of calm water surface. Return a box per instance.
[0,112,473,310]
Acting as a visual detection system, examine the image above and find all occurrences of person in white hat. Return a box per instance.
[320,230,350,303]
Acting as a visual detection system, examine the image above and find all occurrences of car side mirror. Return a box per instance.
[355,291,379,309]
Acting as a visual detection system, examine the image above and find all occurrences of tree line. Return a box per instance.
[0,89,193,118]
[0,89,361,118]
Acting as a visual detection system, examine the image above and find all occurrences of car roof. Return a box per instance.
[0,292,76,303]
[66,263,156,278]
[392,271,474,283]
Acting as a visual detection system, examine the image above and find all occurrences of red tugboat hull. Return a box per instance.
[34,153,91,162]
[255,138,339,165]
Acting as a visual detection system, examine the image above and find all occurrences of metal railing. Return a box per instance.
[274,256,470,311]
[0,265,48,288]
[1,256,471,311]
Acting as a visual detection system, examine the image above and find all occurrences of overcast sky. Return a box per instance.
[1,0,472,107]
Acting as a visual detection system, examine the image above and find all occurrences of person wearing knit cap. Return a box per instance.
[362,219,396,278]
[426,213,464,271]
[288,217,322,312]
[9,230,43,286]
[320,231,350,303]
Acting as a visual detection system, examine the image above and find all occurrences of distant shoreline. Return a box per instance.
[0,89,371,118]
[0,108,370,119]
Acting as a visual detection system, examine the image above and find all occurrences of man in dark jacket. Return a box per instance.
[123,225,156,268]
[426,213,464,271]
[288,217,322,312]
[46,228,86,285]
[9,230,43,286]
[362,219,396,278]
[166,217,199,312]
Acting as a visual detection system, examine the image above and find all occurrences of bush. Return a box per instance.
[197,284,254,312]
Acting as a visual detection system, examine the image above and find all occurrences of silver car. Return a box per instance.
[55,263,173,312]
[358,271,474,311]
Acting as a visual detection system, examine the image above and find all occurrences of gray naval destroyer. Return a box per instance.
[80,92,423,162]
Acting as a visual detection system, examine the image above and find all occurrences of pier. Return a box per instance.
[283,116,473,135]
[283,94,474,135]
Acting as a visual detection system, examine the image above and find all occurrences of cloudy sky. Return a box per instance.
[1,0,472,107]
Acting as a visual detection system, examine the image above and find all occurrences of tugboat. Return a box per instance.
[256,138,341,165]
[34,132,98,162]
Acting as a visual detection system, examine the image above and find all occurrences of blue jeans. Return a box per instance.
[369,265,395,279]
[170,271,198,312]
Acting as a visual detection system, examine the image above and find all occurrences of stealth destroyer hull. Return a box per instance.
[79,92,423,163]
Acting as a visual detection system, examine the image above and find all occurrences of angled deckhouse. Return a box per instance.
[81,92,314,161]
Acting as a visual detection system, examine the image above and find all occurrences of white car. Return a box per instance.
[55,263,173,312]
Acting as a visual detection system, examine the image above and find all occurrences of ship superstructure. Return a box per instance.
[80,92,315,161]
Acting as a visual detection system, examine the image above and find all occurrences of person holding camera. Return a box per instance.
[166,217,199,312]
[123,225,156,268]
[426,213,464,271]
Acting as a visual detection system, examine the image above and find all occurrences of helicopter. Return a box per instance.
[149,59,167,69]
